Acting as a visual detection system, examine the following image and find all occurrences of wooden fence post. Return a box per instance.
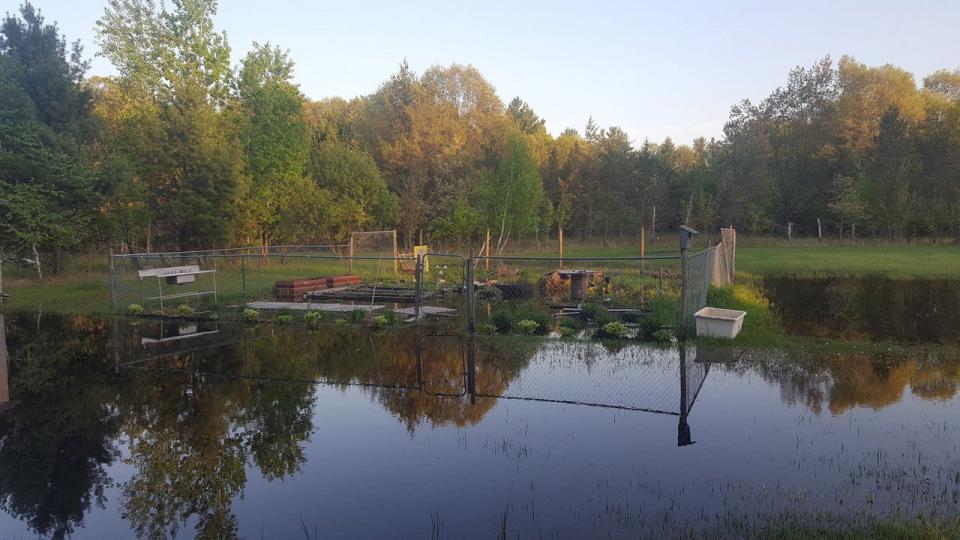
[640,226,646,276]
[484,229,490,271]
[108,250,118,312]
[392,229,398,275]
[558,224,564,269]
[349,235,354,273]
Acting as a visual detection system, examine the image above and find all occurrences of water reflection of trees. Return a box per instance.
[0,314,120,540]
[762,276,960,343]
[0,314,534,538]
[736,349,960,415]
[115,325,533,537]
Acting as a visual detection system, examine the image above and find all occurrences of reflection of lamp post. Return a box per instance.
[677,343,694,446]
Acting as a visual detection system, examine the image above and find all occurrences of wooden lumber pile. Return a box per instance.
[273,275,362,299]
[328,274,362,288]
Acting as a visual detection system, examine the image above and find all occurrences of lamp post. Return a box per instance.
[678,225,699,339]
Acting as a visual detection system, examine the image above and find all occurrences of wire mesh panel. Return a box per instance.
[350,230,398,258]
[412,253,467,322]
[474,341,701,414]
[684,247,713,325]
[471,255,683,331]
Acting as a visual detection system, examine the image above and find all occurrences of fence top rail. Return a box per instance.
[689,246,719,257]
[114,253,415,262]
[480,255,682,262]
[114,244,350,258]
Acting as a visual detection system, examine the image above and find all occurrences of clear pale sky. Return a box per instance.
[23,0,960,145]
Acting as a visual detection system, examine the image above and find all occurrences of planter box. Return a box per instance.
[694,307,746,339]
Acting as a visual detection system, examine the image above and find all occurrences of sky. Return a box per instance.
[22,0,960,145]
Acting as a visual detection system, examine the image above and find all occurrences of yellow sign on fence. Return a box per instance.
[413,245,429,272]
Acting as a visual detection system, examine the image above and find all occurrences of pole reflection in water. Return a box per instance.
[0,314,18,413]
[678,344,693,446]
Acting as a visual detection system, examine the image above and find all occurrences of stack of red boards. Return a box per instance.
[328,275,362,288]
[274,277,330,299]
[273,275,363,299]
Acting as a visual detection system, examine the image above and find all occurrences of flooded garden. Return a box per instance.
[1,299,959,538]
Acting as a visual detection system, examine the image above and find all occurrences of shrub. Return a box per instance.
[597,321,629,339]
[651,329,674,343]
[277,314,294,324]
[636,316,661,340]
[518,310,551,334]
[347,309,367,324]
[558,316,583,330]
[242,308,260,321]
[476,323,497,335]
[176,304,195,317]
[477,286,503,302]
[516,319,540,334]
[372,314,389,327]
[303,311,323,325]
[128,303,145,315]
[491,310,516,333]
[557,325,578,338]
[580,302,606,321]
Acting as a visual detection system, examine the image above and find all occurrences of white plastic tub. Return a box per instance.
[694,307,746,339]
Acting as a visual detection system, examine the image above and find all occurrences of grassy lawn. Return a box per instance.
[736,243,960,278]
[1,240,957,315]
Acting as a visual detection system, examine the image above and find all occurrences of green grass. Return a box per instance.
[1,240,957,315]
[736,244,960,278]
[728,514,960,540]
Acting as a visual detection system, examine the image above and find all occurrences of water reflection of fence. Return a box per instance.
[474,341,709,417]
[112,319,710,422]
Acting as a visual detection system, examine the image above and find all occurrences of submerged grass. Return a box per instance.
[699,273,960,356]
[715,513,960,540]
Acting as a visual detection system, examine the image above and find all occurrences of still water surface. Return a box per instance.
[0,314,958,538]
[762,276,960,343]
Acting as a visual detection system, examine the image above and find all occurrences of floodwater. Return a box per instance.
[0,314,959,538]
[762,276,960,344]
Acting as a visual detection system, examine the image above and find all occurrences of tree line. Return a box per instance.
[1,1,959,273]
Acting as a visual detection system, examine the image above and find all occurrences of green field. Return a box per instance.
[736,243,960,278]
[0,241,957,315]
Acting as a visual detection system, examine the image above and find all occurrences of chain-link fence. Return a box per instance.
[470,254,684,332]
[108,228,735,334]
[682,228,736,327]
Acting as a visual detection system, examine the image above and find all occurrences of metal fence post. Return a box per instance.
[678,225,698,340]
[466,254,475,333]
[108,250,118,312]
[241,254,247,299]
[414,254,424,321]
[679,246,688,339]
